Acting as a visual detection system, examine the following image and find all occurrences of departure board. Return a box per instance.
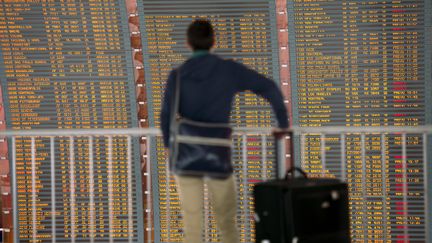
[1,1,430,243]
[286,0,432,242]
[138,0,280,242]
[0,1,144,242]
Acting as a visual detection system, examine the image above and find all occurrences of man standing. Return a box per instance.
[161,19,289,243]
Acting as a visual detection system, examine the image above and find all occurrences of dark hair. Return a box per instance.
[187,19,214,51]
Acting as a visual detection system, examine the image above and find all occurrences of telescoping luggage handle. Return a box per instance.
[285,167,307,180]
[273,130,307,180]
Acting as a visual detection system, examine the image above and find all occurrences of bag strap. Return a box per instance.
[174,67,181,119]
[169,67,181,136]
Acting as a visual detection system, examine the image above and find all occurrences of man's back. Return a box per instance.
[168,53,241,123]
[161,52,288,147]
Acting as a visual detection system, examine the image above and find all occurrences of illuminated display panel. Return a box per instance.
[286,0,431,241]
[0,1,143,242]
[138,0,280,242]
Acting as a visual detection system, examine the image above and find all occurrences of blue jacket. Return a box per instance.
[161,53,289,147]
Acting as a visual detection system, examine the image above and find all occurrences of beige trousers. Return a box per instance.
[176,175,239,243]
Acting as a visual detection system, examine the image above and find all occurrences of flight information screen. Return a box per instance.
[0,0,430,243]
[287,0,432,241]
[0,1,143,242]
[138,0,280,242]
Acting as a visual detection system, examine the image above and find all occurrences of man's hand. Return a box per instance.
[272,128,291,139]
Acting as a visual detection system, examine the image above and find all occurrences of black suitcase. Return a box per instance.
[254,132,351,243]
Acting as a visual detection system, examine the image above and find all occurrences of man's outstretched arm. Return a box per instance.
[233,62,289,128]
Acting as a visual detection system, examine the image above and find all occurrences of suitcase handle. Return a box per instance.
[274,129,307,179]
[284,167,307,180]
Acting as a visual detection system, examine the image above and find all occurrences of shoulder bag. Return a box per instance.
[168,67,233,178]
